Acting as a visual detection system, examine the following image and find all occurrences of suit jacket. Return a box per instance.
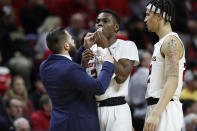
[0,114,15,131]
[40,54,115,131]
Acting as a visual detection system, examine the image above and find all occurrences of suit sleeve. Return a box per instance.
[68,61,115,95]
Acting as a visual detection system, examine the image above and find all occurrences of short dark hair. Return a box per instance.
[99,9,120,26]
[46,27,68,54]
[6,98,21,108]
[147,0,175,23]
[39,94,50,109]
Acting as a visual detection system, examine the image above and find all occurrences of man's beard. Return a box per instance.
[69,44,77,57]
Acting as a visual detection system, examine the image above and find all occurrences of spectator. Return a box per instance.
[192,0,197,14]
[127,16,152,50]
[126,50,151,131]
[83,0,97,29]
[181,99,197,131]
[0,98,23,131]
[45,0,86,27]
[187,18,197,60]
[66,13,86,49]
[172,0,190,33]
[8,52,33,90]
[180,70,197,101]
[181,99,197,116]
[3,76,34,117]
[14,117,30,131]
[0,51,12,96]
[11,0,27,25]
[129,0,147,19]
[4,76,28,104]
[35,16,62,60]
[171,0,195,52]
[96,0,130,25]
[30,94,51,131]
[20,0,50,34]
[183,113,197,131]
[29,75,46,110]
[0,4,19,64]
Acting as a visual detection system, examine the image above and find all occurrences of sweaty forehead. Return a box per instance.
[97,12,114,20]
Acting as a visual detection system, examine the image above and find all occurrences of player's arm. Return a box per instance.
[152,36,183,116]
[114,59,134,84]
[144,36,183,131]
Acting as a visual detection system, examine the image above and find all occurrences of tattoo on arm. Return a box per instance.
[165,39,179,77]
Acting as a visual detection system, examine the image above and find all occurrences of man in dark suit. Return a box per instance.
[40,27,115,131]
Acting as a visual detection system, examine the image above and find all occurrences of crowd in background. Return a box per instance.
[0,0,197,131]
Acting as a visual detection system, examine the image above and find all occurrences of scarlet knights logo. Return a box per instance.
[152,56,156,61]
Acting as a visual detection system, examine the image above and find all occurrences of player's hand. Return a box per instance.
[144,113,160,131]
[102,50,114,64]
[94,30,109,48]
[81,49,94,68]
[84,33,95,49]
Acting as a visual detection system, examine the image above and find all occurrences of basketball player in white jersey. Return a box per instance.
[143,0,186,131]
[82,9,139,131]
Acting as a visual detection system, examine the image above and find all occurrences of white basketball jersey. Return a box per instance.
[85,44,107,78]
[145,32,186,100]
[86,39,139,101]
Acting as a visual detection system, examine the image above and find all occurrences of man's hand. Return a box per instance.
[81,49,94,68]
[144,113,160,131]
[84,33,95,49]
[94,31,109,48]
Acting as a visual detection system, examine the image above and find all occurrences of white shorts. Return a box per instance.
[145,100,184,131]
[98,103,132,131]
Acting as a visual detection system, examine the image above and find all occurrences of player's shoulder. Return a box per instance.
[117,39,136,44]
[162,34,182,50]
[116,39,137,48]
[164,34,181,43]
[161,33,184,56]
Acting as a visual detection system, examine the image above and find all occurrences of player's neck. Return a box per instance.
[107,36,117,47]
[156,22,172,40]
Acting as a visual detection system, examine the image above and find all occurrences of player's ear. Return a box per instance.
[114,23,119,32]
[157,13,162,21]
